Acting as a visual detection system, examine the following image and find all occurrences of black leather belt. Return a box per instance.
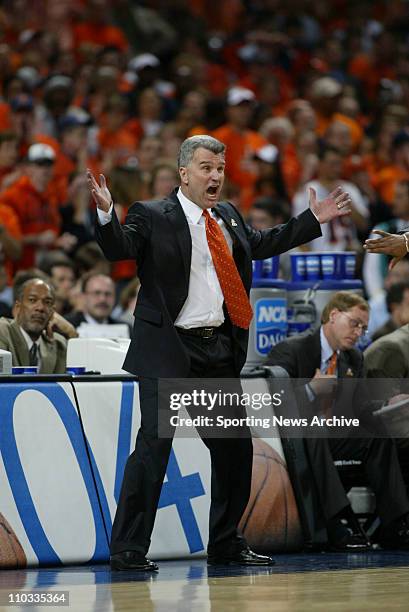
[176,326,221,339]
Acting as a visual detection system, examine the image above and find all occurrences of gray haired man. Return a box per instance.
[88,134,353,571]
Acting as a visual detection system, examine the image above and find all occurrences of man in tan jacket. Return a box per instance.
[0,278,76,373]
[364,324,409,378]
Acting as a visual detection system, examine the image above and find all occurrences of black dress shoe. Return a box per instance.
[110,551,159,571]
[329,532,372,552]
[379,515,409,550]
[327,517,371,552]
[208,547,275,566]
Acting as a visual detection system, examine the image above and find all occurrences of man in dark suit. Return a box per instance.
[267,291,409,550]
[88,134,353,571]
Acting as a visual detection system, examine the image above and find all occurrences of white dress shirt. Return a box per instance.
[97,188,233,328]
[320,326,338,374]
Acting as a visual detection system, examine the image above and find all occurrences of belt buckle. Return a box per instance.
[202,327,214,338]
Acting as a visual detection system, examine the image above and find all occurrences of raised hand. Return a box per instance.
[87,169,113,212]
[309,186,352,224]
[364,229,408,269]
[46,312,79,340]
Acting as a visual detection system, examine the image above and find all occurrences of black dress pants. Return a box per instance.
[305,437,409,525]
[110,331,253,556]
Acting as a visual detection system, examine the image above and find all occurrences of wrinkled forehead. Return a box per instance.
[23,282,53,301]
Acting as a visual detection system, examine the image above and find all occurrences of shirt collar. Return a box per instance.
[84,313,108,325]
[19,325,39,351]
[320,326,337,363]
[177,187,209,225]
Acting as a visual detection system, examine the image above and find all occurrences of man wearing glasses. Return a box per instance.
[267,291,409,551]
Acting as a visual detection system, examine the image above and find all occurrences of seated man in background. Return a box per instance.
[367,259,409,339]
[39,252,77,315]
[365,321,409,379]
[267,291,409,550]
[0,278,76,373]
[65,271,130,337]
[371,282,409,341]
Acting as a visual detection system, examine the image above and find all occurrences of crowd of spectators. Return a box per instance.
[0,0,408,341]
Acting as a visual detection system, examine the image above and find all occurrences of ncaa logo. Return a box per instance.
[255,297,287,355]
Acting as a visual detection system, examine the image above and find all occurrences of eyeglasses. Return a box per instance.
[340,311,368,335]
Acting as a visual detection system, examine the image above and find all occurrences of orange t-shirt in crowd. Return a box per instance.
[97,123,139,164]
[281,142,301,199]
[124,118,145,147]
[372,165,409,205]
[316,112,364,149]
[73,22,129,53]
[362,152,391,179]
[0,202,22,283]
[0,102,11,131]
[212,124,267,190]
[0,176,61,268]
[348,54,396,101]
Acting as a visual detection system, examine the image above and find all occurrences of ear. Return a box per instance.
[329,308,338,323]
[14,300,20,319]
[179,166,188,185]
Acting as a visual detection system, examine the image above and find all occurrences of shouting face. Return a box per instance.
[179,147,225,209]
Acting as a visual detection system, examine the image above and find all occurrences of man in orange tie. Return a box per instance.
[89,134,352,571]
[267,291,409,551]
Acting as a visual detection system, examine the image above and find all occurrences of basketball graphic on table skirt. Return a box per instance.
[239,439,303,552]
[0,513,27,568]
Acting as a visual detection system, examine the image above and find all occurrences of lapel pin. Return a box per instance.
[231,218,238,227]
[345,368,354,376]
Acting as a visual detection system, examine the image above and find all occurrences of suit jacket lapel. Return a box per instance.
[164,191,191,288]
[338,351,352,378]
[9,321,29,366]
[213,204,249,255]
[305,328,322,376]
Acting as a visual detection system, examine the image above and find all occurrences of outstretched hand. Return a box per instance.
[364,229,408,269]
[87,169,113,212]
[309,186,352,224]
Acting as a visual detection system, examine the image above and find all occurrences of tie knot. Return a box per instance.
[202,209,211,219]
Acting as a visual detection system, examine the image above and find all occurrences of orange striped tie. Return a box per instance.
[326,351,338,375]
[203,210,253,329]
[322,351,338,417]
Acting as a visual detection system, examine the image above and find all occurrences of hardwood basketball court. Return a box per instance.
[1,552,408,611]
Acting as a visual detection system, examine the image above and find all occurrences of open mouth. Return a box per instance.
[206,185,219,196]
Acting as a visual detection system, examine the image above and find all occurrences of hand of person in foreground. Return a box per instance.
[364,229,408,269]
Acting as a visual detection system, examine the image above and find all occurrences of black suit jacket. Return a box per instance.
[95,190,321,377]
[266,328,371,422]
